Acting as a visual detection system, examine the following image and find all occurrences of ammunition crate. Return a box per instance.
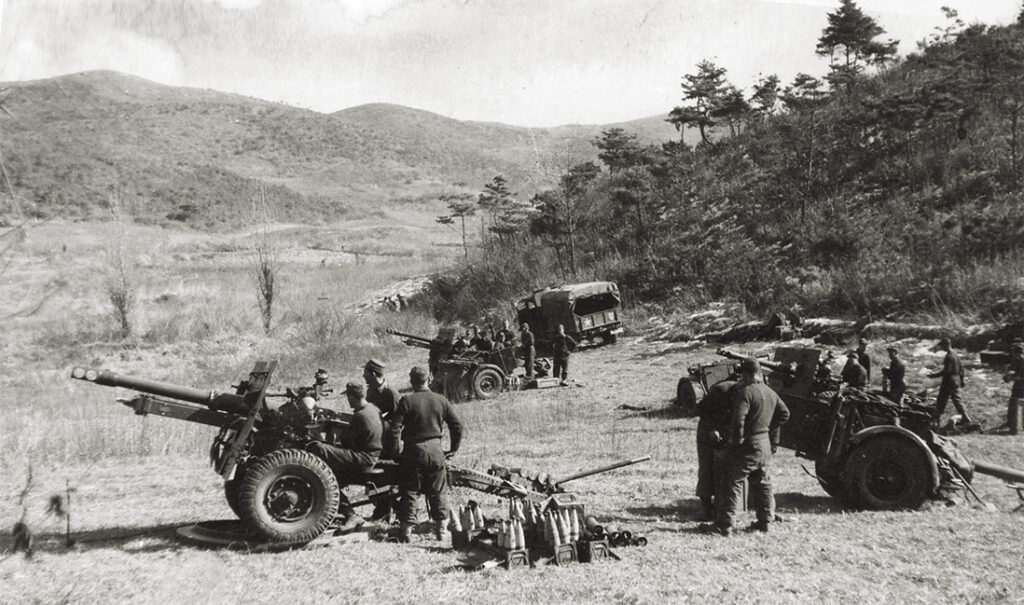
[577,538,610,563]
[553,542,577,566]
[504,548,531,569]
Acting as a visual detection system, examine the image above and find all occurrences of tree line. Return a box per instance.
[430,2,1024,322]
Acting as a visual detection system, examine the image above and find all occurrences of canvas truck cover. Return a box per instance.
[518,282,621,335]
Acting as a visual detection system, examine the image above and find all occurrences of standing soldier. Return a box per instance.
[387,366,464,542]
[694,378,737,521]
[1004,343,1024,430]
[929,337,973,426]
[841,351,868,388]
[706,358,789,536]
[520,323,536,380]
[856,338,872,383]
[551,323,578,386]
[881,347,906,404]
[363,359,402,522]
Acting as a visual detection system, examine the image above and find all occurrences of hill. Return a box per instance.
[0,71,684,229]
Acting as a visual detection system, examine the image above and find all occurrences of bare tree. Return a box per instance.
[105,191,137,338]
[252,188,279,334]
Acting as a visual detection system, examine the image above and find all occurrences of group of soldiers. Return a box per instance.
[840,337,974,426]
[305,359,463,542]
[444,320,579,385]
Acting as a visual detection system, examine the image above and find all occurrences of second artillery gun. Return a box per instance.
[714,347,1024,510]
[386,328,521,402]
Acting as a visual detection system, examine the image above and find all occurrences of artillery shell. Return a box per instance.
[449,508,463,532]
[473,507,485,528]
[635,536,648,547]
[515,519,526,550]
[570,509,580,542]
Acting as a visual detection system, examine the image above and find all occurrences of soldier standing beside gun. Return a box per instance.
[694,378,738,521]
[882,347,906,404]
[364,359,402,521]
[306,383,382,531]
[857,338,872,383]
[388,366,464,542]
[520,323,536,380]
[706,358,789,536]
[551,323,578,386]
[929,337,973,426]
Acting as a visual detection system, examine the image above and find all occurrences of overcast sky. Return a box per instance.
[0,0,1020,126]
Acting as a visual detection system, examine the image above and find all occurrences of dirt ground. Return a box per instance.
[3,332,1024,605]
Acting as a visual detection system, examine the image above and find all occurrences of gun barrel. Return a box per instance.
[972,459,1024,483]
[554,455,651,486]
[385,328,433,344]
[71,367,248,415]
[715,349,795,375]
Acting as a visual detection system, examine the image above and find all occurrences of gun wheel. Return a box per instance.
[843,436,932,510]
[223,463,249,519]
[471,366,504,400]
[238,448,340,545]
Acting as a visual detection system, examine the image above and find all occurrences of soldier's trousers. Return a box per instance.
[553,355,569,381]
[306,443,375,510]
[934,382,967,418]
[716,443,774,528]
[397,439,449,526]
[695,432,718,501]
[523,347,536,379]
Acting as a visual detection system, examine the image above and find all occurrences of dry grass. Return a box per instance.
[3,222,1024,604]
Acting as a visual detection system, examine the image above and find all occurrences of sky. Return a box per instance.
[0,0,1020,127]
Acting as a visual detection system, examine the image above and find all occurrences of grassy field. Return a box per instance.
[3,222,1024,604]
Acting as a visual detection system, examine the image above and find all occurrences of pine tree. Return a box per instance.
[816,0,897,87]
[668,60,728,146]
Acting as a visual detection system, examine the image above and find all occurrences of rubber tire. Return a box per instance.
[843,436,932,511]
[814,458,855,509]
[676,377,702,415]
[472,366,504,400]
[223,463,249,519]
[237,448,340,545]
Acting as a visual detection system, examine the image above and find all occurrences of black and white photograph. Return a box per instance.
[2,0,1023,602]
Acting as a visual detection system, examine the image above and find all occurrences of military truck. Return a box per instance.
[516,281,624,351]
[711,347,1024,510]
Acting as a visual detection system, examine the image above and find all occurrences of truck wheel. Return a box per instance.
[238,449,340,545]
[603,333,618,345]
[843,436,931,510]
[472,367,504,400]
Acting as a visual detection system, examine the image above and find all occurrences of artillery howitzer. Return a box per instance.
[386,328,520,402]
[72,361,645,547]
[714,347,1024,510]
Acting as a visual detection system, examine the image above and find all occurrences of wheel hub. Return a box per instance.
[866,460,908,500]
[266,475,315,522]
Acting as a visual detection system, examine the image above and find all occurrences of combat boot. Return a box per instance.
[433,518,446,541]
[390,523,412,543]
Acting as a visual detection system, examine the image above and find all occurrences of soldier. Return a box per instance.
[841,351,868,388]
[363,359,403,521]
[694,378,737,521]
[387,366,464,542]
[706,358,789,536]
[1003,343,1024,427]
[929,337,972,425]
[306,383,382,531]
[551,323,578,386]
[452,331,469,355]
[856,338,872,382]
[495,320,515,347]
[520,323,536,380]
[881,347,906,404]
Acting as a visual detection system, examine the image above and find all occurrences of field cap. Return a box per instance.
[364,359,386,373]
[886,346,898,353]
[344,382,365,397]
[738,357,760,374]
[410,366,429,380]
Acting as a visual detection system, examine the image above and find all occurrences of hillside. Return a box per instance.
[0,71,684,229]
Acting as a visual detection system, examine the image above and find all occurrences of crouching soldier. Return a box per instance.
[388,366,464,542]
[306,382,382,531]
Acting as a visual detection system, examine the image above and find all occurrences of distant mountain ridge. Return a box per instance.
[0,70,687,229]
